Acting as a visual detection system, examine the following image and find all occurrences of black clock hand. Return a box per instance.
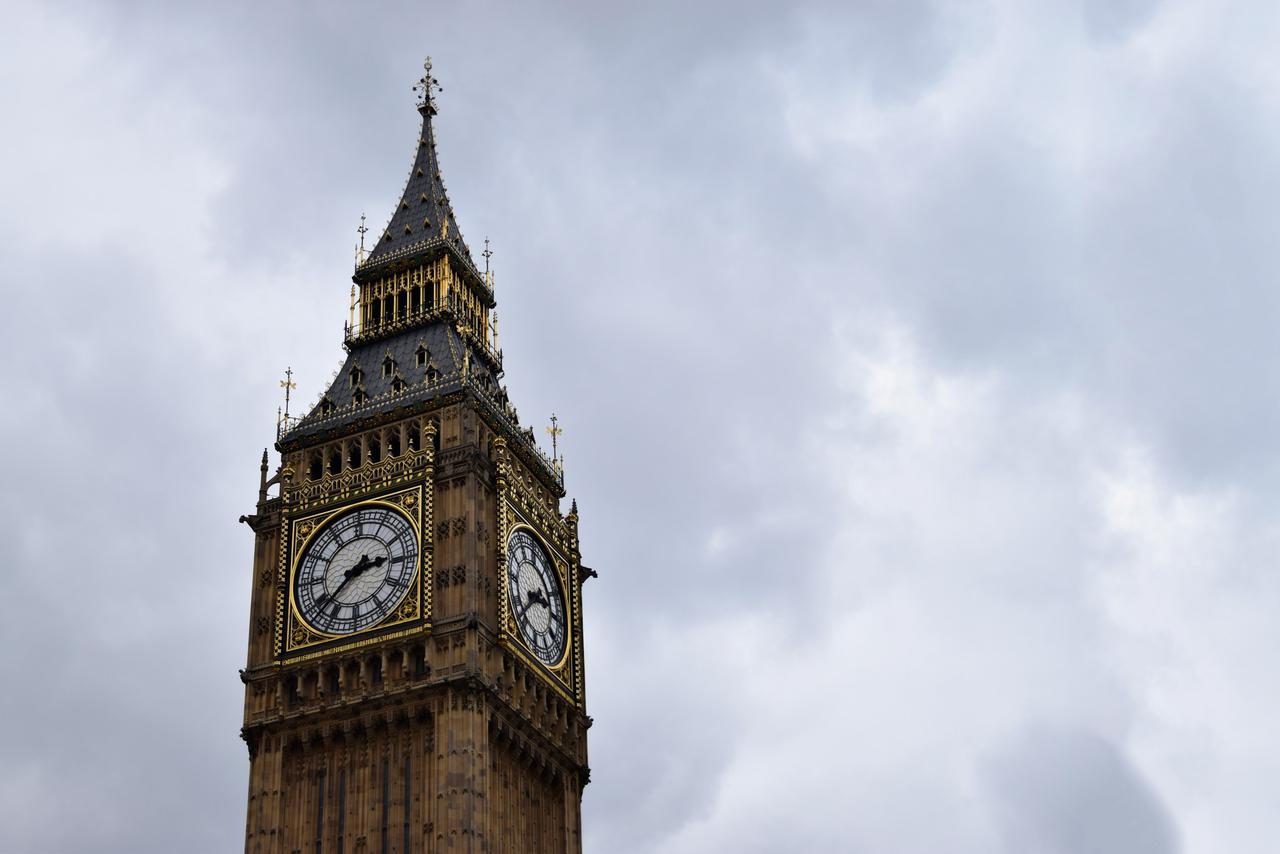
[319,554,386,606]
[526,588,549,608]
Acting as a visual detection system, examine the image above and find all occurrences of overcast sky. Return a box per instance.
[3,1,1280,852]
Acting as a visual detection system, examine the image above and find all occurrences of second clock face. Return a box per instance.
[506,528,567,666]
[295,505,418,635]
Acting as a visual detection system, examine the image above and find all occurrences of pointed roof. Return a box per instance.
[358,59,481,283]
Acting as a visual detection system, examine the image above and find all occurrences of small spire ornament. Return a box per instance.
[276,367,297,439]
[546,413,563,460]
[483,236,494,290]
[355,213,368,267]
[413,56,443,112]
[280,366,296,412]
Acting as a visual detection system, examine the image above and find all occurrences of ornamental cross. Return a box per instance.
[279,366,297,419]
[413,56,442,109]
[356,213,368,264]
[546,413,563,460]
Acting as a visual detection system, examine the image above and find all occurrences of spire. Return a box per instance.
[361,57,475,273]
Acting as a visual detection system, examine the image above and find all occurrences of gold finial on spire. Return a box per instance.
[546,413,563,460]
[355,213,368,267]
[277,367,297,439]
[413,56,443,113]
[280,366,297,417]
[348,283,357,333]
[491,311,500,352]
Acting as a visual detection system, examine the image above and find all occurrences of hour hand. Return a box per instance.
[346,554,386,579]
[526,588,549,608]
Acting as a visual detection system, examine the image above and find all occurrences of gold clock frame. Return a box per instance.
[502,520,573,671]
[277,485,432,660]
[498,502,576,701]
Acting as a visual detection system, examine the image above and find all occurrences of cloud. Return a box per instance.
[4,1,1280,852]
[983,725,1178,854]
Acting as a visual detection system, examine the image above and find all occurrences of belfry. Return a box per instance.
[239,58,593,853]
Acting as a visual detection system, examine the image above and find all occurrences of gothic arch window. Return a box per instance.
[382,355,396,378]
[349,366,363,388]
[416,344,429,368]
[353,387,368,407]
[319,396,336,416]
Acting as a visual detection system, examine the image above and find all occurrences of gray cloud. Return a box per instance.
[3,1,1279,851]
[983,726,1179,854]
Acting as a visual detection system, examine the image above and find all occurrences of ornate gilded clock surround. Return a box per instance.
[494,437,580,703]
[279,485,431,657]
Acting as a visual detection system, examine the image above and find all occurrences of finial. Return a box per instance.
[413,56,443,113]
[491,311,500,352]
[277,367,297,439]
[483,237,495,291]
[348,283,357,334]
[546,413,563,461]
[355,213,368,267]
[280,367,296,417]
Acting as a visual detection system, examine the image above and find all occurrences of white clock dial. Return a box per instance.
[295,505,417,635]
[506,528,567,666]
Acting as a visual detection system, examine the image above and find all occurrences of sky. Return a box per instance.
[2,0,1279,851]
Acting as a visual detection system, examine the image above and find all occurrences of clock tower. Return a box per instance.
[239,59,593,853]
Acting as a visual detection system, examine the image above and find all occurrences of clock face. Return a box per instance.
[295,505,418,635]
[506,528,567,666]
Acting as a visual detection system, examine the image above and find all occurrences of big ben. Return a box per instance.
[239,59,593,853]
